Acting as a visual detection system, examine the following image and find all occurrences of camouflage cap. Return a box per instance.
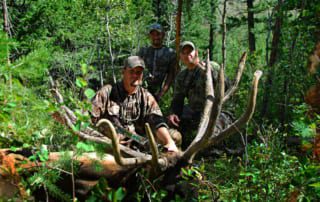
[149,23,164,33]
[180,41,195,51]
[124,56,145,69]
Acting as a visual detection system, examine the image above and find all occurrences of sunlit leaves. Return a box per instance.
[84,88,95,99]
[76,141,95,152]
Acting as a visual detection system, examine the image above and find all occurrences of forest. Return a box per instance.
[0,0,320,201]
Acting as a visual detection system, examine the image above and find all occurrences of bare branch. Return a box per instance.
[145,123,160,170]
[223,52,247,103]
[51,88,64,104]
[209,70,263,145]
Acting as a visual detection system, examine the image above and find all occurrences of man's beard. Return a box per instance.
[152,40,162,47]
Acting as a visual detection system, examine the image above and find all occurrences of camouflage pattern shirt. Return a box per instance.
[138,46,176,95]
[171,64,208,117]
[170,62,227,117]
[91,82,168,135]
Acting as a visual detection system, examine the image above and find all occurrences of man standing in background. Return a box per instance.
[138,23,177,101]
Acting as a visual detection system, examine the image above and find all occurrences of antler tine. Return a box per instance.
[196,49,215,137]
[209,70,263,145]
[145,123,160,170]
[183,58,225,161]
[223,52,247,103]
[97,119,151,166]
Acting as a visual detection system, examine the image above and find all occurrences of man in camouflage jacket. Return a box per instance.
[91,56,179,152]
[138,23,176,101]
[168,41,232,148]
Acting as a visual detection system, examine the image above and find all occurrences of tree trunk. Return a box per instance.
[208,0,218,60]
[260,0,283,118]
[2,0,10,36]
[247,0,256,53]
[280,36,296,128]
[175,0,183,74]
[221,0,227,69]
[156,0,161,20]
[2,0,12,90]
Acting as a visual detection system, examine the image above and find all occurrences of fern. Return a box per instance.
[45,180,71,202]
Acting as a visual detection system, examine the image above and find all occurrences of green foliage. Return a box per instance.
[291,104,318,138]
[206,128,320,201]
[26,168,71,201]
[1,0,320,200]
[76,141,95,153]
[86,178,126,202]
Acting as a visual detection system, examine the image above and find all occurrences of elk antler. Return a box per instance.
[182,51,225,161]
[50,84,151,159]
[97,119,151,166]
[209,70,263,145]
[223,52,247,103]
[145,123,160,170]
[50,52,262,170]
[96,119,170,170]
[182,52,262,162]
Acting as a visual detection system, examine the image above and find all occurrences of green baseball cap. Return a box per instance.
[124,56,145,69]
[180,41,195,51]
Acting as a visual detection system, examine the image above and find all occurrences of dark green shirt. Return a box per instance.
[171,62,228,117]
[138,46,176,95]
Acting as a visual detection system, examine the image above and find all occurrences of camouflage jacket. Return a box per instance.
[91,82,168,135]
[170,63,229,118]
[138,46,176,94]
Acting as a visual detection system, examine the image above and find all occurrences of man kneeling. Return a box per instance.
[91,56,180,152]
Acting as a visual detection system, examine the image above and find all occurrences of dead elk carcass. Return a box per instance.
[0,52,262,200]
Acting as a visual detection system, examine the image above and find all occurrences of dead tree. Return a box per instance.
[0,52,262,200]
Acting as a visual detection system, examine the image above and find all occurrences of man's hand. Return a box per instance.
[167,114,180,127]
[164,141,179,153]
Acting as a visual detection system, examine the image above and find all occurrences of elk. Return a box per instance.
[0,52,262,200]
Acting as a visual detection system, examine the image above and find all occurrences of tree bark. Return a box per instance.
[260,0,283,118]
[247,0,256,53]
[208,0,218,60]
[2,0,12,91]
[175,0,183,74]
[221,0,227,69]
[156,0,161,20]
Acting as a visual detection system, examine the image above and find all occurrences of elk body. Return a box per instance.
[0,52,262,200]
